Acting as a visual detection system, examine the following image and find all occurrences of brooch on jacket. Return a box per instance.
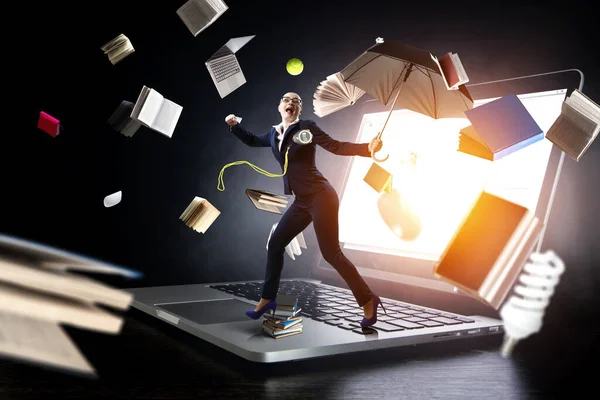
[293,129,313,145]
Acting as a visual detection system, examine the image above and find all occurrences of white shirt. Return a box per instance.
[273,118,300,151]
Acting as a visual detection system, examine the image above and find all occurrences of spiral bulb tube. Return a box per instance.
[499,250,565,357]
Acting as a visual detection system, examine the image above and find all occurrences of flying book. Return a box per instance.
[459,94,544,161]
[177,0,228,37]
[245,189,288,214]
[434,191,543,310]
[100,34,134,65]
[431,52,469,90]
[179,196,220,234]
[545,89,600,161]
[131,86,183,138]
[0,313,95,376]
[267,222,307,261]
[107,101,141,137]
[38,111,61,137]
[313,72,366,117]
[364,162,393,194]
[0,233,142,279]
[0,233,141,376]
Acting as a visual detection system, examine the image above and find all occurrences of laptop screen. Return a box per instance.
[313,75,577,294]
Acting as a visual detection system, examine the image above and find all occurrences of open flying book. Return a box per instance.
[179,197,220,234]
[177,0,228,37]
[101,34,134,65]
[434,191,543,310]
[545,89,600,161]
[431,52,469,90]
[38,111,61,137]
[313,72,366,117]
[131,86,183,138]
[266,222,307,261]
[0,233,142,376]
[107,100,141,137]
[459,94,544,161]
[245,189,288,214]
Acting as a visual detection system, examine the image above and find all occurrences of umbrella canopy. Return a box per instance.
[340,41,473,120]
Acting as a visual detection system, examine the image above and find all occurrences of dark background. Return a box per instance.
[3,0,599,394]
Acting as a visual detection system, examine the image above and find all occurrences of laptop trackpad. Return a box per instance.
[157,299,254,325]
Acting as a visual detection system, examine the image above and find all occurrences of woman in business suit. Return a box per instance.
[225,92,385,327]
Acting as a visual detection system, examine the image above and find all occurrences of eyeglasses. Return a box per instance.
[281,97,302,105]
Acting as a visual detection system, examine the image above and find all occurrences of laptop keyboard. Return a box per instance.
[209,280,475,334]
[211,55,241,83]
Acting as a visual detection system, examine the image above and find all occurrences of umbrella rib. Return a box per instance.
[426,69,438,119]
[342,54,385,82]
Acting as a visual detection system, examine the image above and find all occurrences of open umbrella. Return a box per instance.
[340,40,474,161]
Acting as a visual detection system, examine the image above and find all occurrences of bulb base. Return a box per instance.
[501,335,519,357]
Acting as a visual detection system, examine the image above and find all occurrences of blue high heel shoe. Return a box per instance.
[360,295,387,327]
[245,300,277,320]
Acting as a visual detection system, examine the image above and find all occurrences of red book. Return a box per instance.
[430,52,469,90]
[38,111,61,137]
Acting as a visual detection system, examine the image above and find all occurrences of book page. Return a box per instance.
[0,312,95,376]
[567,90,600,124]
[153,99,183,138]
[562,101,597,137]
[450,53,469,84]
[0,283,123,334]
[137,89,164,127]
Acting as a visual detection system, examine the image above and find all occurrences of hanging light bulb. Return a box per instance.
[499,250,565,357]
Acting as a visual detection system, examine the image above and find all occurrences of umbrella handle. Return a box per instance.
[371,131,389,161]
[371,149,389,162]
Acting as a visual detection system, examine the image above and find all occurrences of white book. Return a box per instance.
[177,0,228,37]
[131,86,183,138]
[0,312,95,376]
[0,282,124,334]
[0,256,133,310]
[545,89,600,161]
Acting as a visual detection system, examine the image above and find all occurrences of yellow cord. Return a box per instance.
[217,148,289,191]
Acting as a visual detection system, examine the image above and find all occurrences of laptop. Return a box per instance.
[206,35,255,98]
[127,72,579,363]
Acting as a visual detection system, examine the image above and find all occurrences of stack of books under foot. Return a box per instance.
[262,295,303,339]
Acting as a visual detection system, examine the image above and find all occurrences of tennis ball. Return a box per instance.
[286,58,304,76]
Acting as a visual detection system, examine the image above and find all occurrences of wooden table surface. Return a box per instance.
[0,307,594,399]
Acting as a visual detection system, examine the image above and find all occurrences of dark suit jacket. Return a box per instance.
[228,119,370,196]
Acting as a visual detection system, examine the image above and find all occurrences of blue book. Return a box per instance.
[459,94,544,161]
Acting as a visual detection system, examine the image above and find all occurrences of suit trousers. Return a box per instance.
[262,184,373,307]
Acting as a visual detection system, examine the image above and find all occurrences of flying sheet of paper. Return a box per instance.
[104,191,122,208]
